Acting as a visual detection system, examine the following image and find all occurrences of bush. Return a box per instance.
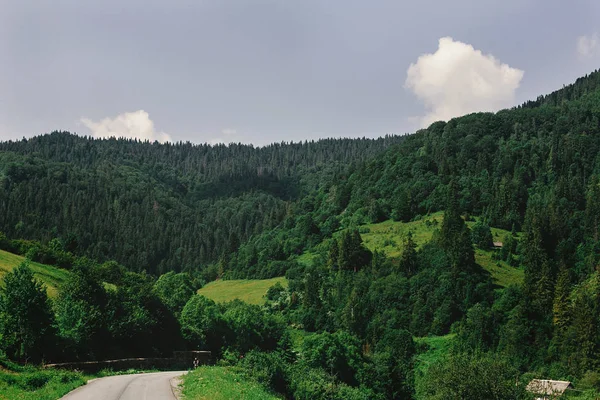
[266,282,286,301]
[238,350,288,394]
[22,371,52,390]
[287,364,374,400]
[222,300,286,353]
[300,331,363,386]
[418,352,528,399]
[180,295,226,353]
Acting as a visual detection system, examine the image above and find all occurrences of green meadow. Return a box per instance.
[197,277,288,305]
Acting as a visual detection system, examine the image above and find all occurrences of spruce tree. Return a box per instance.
[399,231,418,276]
[327,238,339,271]
[439,180,474,273]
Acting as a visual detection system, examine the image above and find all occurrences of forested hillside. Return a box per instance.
[2,69,600,399]
[0,134,403,274]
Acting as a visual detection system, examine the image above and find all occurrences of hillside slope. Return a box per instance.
[0,250,69,297]
[0,135,403,274]
[297,213,523,288]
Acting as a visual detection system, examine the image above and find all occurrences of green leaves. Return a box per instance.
[0,262,55,361]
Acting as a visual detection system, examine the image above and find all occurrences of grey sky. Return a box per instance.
[1,0,599,145]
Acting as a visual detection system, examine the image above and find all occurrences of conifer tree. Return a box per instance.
[327,238,339,271]
[439,180,474,273]
[552,265,571,332]
[399,231,418,276]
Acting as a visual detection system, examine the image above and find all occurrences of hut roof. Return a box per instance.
[526,379,573,396]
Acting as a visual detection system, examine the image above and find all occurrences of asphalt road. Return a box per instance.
[60,371,187,400]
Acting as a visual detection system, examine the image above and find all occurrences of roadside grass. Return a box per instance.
[182,366,281,400]
[0,250,70,298]
[0,358,88,400]
[297,212,524,288]
[197,277,288,305]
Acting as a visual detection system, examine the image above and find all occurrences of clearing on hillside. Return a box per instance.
[297,213,524,288]
[0,250,70,298]
[197,277,288,305]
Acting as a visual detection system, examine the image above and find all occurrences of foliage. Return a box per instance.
[180,294,226,354]
[0,134,404,274]
[0,262,55,362]
[300,331,364,386]
[54,265,110,359]
[0,361,86,400]
[221,300,286,353]
[153,271,196,317]
[418,352,528,399]
[472,221,494,249]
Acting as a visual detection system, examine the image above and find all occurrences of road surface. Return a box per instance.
[60,371,187,400]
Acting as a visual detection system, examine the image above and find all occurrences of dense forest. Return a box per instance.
[2,69,600,398]
[0,134,404,274]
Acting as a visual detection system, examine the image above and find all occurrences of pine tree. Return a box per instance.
[327,238,339,271]
[439,180,474,273]
[552,265,571,331]
[399,231,418,276]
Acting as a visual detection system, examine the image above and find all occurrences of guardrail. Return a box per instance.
[44,351,212,372]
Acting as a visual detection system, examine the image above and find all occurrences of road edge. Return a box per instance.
[170,372,187,400]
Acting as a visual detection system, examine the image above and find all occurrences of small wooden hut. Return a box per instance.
[526,379,573,399]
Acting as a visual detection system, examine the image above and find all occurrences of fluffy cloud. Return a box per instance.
[208,128,244,145]
[80,110,171,143]
[577,33,599,58]
[405,37,524,128]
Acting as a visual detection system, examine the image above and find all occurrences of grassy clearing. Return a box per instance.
[413,334,455,400]
[197,277,288,305]
[298,213,524,288]
[474,249,524,288]
[413,334,455,375]
[182,366,281,400]
[0,250,70,298]
[361,212,445,258]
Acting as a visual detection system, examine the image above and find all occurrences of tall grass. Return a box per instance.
[182,366,281,400]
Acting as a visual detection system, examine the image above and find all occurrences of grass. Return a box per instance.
[0,358,88,400]
[182,366,281,400]
[413,334,455,375]
[413,334,455,400]
[474,249,524,288]
[197,277,288,305]
[297,212,524,288]
[0,250,70,298]
[360,212,445,258]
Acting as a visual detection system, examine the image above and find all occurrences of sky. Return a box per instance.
[1,0,600,146]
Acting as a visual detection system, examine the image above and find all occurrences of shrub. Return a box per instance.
[238,350,288,394]
[222,300,286,353]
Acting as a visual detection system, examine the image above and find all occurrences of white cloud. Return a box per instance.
[80,110,171,143]
[208,128,245,145]
[405,37,524,128]
[577,33,599,58]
